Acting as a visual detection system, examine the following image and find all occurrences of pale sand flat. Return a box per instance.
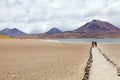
[99,43,120,67]
[90,47,120,80]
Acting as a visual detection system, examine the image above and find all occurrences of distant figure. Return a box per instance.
[92,41,97,47]
[92,41,94,47]
[95,42,97,47]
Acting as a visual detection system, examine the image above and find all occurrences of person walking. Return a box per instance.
[95,42,97,47]
[92,41,95,47]
[92,41,97,47]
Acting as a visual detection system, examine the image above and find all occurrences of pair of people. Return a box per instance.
[92,41,97,47]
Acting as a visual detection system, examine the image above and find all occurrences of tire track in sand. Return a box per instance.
[89,47,120,80]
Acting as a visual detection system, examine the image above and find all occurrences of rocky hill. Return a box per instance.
[0,28,27,36]
[46,28,62,34]
[72,20,120,34]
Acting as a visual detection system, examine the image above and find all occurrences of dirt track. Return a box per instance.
[90,47,120,80]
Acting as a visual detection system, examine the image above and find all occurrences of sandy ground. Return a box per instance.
[0,39,90,80]
[90,47,120,80]
[99,43,120,67]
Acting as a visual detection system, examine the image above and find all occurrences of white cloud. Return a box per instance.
[0,0,120,34]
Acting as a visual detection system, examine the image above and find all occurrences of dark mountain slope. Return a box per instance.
[0,28,27,36]
[72,20,120,34]
[46,28,62,34]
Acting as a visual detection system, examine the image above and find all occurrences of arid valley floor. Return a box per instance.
[0,39,90,80]
[0,39,120,80]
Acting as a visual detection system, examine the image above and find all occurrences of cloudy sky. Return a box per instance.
[0,0,120,34]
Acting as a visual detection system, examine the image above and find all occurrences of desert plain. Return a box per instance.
[1,39,120,80]
[0,39,90,80]
[99,43,120,67]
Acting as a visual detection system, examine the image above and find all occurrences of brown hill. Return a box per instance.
[72,20,120,34]
[46,28,62,34]
[0,28,27,36]
[16,20,120,38]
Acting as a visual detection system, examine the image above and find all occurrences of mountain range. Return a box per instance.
[0,19,120,38]
[41,19,120,38]
[0,28,27,36]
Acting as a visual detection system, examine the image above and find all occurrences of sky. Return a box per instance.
[0,0,120,34]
